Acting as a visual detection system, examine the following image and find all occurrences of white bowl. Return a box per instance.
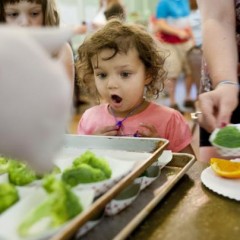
[209,124,240,157]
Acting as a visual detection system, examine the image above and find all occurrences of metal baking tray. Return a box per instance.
[76,153,195,240]
[51,135,169,240]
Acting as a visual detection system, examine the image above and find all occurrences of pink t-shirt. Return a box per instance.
[77,102,192,152]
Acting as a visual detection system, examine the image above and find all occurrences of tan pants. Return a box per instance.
[162,40,193,79]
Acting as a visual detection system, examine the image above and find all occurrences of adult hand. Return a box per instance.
[198,85,239,132]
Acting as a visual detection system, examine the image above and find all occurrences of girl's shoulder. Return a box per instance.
[146,102,179,114]
[143,102,184,121]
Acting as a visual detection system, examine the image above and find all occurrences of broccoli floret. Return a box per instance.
[8,160,37,186]
[18,178,83,237]
[73,151,112,178]
[0,158,38,185]
[0,183,19,213]
[214,126,240,148]
[0,157,10,174]
[42,174,63,193]
[62,163,107,186]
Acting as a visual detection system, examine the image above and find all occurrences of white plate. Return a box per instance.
[54,148,145,197]
[201,166,240,201]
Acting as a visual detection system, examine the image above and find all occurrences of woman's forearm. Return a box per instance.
[197,0,238,87]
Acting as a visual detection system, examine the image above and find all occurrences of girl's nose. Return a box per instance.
[18,14,30,27]
[107,77,118,89]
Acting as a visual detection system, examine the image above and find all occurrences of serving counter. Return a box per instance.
[128,160,240,240]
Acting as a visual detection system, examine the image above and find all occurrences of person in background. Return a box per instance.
[0,0,75,93]
[196,0,240,161]
[153,0,195,112]
[76,19,195,154]
[104,0,126,21]
[187,0,202,94]
[92,0,125,29]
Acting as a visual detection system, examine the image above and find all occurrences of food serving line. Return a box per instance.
[1,134,239,240]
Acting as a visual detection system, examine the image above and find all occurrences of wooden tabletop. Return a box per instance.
[128,161,240,240]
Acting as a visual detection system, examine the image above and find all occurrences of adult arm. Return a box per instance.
[197,0,239,131]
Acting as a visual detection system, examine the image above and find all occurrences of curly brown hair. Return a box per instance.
[0,0,59,26]
[76,19,167,100]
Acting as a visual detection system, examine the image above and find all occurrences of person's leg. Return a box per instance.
[187,46,202,94]
[185,74,194,100]
[180,41,196,108]
[163,43,181,110]
[167,77,177,106]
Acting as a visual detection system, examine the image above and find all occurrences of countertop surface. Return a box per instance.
[128,161,240,240]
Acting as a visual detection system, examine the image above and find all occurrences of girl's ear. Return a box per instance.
[144,72,152,85]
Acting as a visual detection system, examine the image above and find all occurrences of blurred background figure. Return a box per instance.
[0,0,76,98]
[104,0,126,21]
[92,0,125,29]
[187,0,202,95]
[152,0,195,113]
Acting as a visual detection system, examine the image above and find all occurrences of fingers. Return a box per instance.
[216,102,233,128]
[137,123,159,137]
[94,125,119,136]
[216,89,238,128]
[198,92,217,132]
[198,87,238,132]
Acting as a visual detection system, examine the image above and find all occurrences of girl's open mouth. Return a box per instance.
[111,94,122,104]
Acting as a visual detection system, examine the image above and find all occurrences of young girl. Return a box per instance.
[76,19,194,154]
[0,0,75,89]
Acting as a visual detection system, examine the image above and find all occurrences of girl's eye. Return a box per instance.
[6,12,19,18]
[31,12,41,17]
[121,72,130,78]
[96,73,107,79]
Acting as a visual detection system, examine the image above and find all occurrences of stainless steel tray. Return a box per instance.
[51,135,169,240]
[76,153,195,240]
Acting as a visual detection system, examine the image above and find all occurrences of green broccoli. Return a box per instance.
[8,160,37,186]
[0,183,19,213]
[0,157,38,185]
[0,157,10,174]
[213,126,240,148]
[62,163,108,186]
[42,174,65,194]
[18,178,83,237]
[73,151,112,178]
